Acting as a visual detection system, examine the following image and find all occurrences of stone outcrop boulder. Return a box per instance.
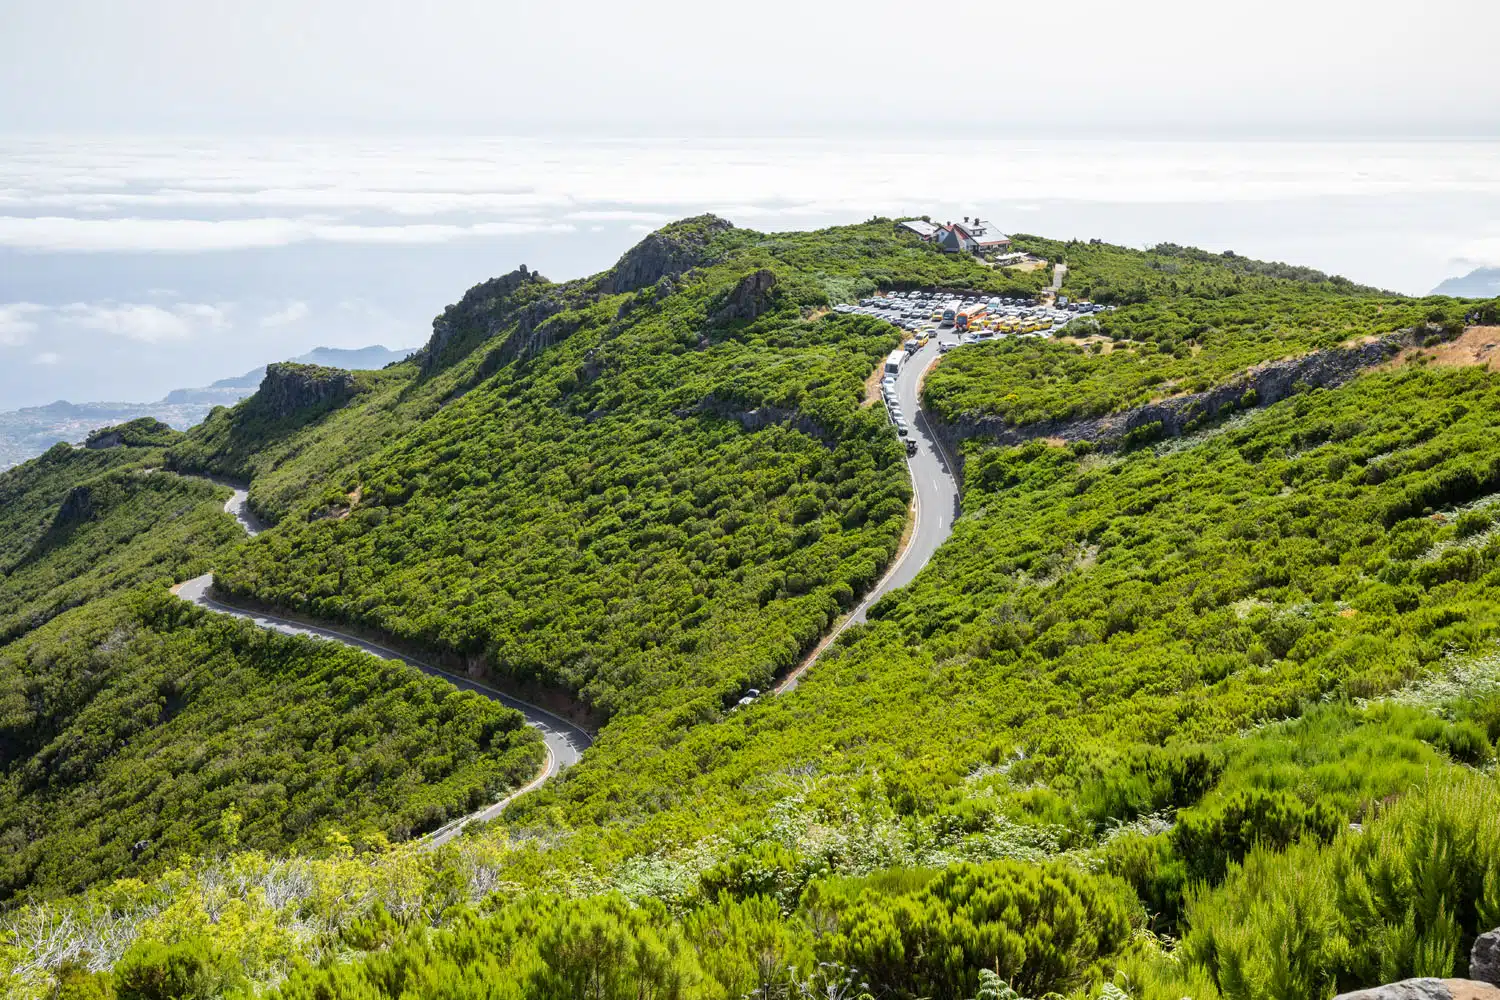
[1335,979,1500,1000]
[1473,929,1500,985]
[254,363,357,420]
[598,215,734,295]
[677,396,833,445]
[421,265,570,373]
[713,269,779,323]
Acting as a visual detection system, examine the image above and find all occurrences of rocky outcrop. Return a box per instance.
[1334,979,1500,1000]
[598,215,734,295]
[420,265,573,374]
[254,363,358,421]
[1473,929,1500,985]
[83,417,177,450]
[938,326,1442,450]
[677,396,834,445]
[713,269,779,323]
[492,304,580,368]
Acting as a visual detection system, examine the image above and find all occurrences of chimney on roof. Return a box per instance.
[963,216,969,223]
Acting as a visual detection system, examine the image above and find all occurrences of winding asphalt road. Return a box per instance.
[777,338,961,692]
[173,482,593,848]
[170,334,960,821]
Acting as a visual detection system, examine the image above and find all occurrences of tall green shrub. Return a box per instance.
[1166,773,1500,1000]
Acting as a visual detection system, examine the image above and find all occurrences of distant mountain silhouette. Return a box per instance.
[1,344,416,469]
[162,345,419,403]
[1432,267,1500,298]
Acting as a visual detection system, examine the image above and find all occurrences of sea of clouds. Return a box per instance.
[2,136,1498,409]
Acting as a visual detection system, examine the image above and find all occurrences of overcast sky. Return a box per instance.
[0,1,1497,415]
[3,0,1497,136]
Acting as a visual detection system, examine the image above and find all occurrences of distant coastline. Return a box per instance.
[0,344,414,470]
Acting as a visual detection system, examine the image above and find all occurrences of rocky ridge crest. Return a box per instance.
[254,363,359,420]
[599,214,734,295]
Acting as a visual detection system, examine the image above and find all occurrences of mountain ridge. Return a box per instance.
[3,217,1500,1000]
[1433,266,1500,298]
[0,344,417,470]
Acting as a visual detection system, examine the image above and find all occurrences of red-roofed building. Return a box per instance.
[935,218,1012,255]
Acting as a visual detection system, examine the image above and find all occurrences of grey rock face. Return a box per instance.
[255,363,357,420]
[714,269,779,323]
[53,485,95,526]
[1335,979,1500,1000]
[677,396,833,445]
[1473,929,1500,985]
[599,215,733,295]
[422,265,553,373]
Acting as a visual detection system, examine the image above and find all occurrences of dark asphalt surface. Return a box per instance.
[177,342,964,805]
[863,339,961,607]
[777,338,961,692]
[174,478,592,847]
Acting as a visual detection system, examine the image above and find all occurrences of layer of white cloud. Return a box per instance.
[1,138,1499,252]
[32,351,60,365]
[1451,236,1500,271]
[0,214,575,252]
[0,137,1495,297]
[0,303,45,346]
[60,302,228,343]
[260,301,310,327]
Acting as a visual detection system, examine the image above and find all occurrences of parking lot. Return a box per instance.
[833,289,1112,346]
[834,289,1115,435]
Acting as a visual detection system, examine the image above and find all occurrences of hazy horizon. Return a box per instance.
[2,134,1498,411]
[4,0,1497,409]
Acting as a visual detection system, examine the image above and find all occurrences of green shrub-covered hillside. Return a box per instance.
[495,363,1500,850]
[0,589,542,902]
[0,441,244,644]
[924,235,1497,427]
[195,218,1030,720]
[8,219,1500,1000]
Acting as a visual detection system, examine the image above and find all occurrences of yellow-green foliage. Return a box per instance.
[1131,772,1500,1000]
[0,590,543,903]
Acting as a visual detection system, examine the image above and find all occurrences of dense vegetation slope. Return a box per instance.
[0,590,541,902]
[4,217,1500,1000]
[183,217,1041,721]
[0,436,242,643]
[0,399,545,905]
[926,236,1490,427]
